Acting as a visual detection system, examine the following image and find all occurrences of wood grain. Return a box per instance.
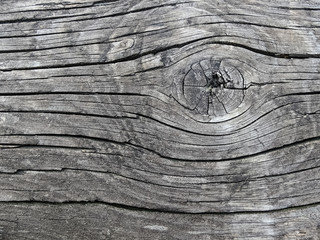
[0,0,320,239]
[0,203,320,240]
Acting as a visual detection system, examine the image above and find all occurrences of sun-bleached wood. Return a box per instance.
[0,0,320,239]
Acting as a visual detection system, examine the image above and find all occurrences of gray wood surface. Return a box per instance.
[0,0,320,239]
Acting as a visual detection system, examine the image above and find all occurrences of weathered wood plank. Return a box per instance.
[0,165,320,212]
[0,203,319,240]
[1,0,320,239]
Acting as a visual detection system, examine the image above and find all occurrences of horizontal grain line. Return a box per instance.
[0,200,319,215]
[0,0,120,15]
[112,135,320,162]
[172,163,320,184]
[282,91,320,96]
[207,41,320,59]
[0,41,109,53]
[275,6,320,11]
[0,35,214,71]
[0,27,104,39]
[0,168,190,190]
[2,39,319,72]
[1,133,320,162]
[0,92,148,97]
[0,109,204,141]
[58,2,193,23]
[2,163,319,185]
[0,92,312,139]
[254,164,320,180]
[0,144,95,151]
[0,13,93,24]
[1,14,211,40]
[0,2,189,25]
[0,133,129,146]
[35,0,120,8]
[139,133,310,161]
[202,20,294,30]
[0,110,138,119]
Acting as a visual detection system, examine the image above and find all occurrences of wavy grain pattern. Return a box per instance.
[0,0,320,239]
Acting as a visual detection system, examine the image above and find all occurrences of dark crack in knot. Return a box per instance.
[175,58,246,117]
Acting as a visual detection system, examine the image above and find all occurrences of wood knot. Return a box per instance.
[172,58,245,117]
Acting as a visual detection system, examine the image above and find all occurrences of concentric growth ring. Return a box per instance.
[174,58,245,117]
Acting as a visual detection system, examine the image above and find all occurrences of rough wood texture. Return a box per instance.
[0,0,320,239]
